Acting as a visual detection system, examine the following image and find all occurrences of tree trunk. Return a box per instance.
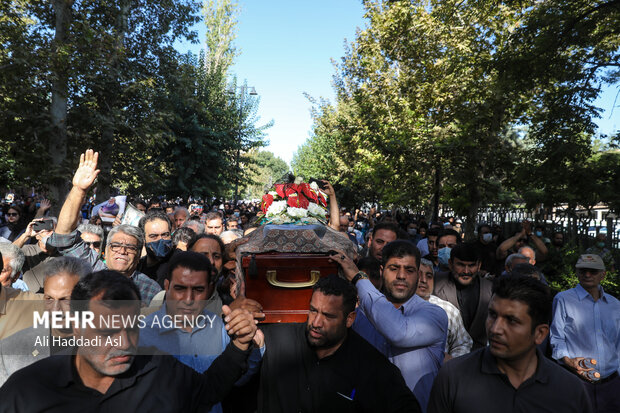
[49,0,73,211]
[464,184,481,241]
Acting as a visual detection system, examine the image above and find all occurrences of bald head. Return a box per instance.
[518,246,536,266]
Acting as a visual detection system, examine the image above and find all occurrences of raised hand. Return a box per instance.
[320,180,336,197]
[38,199,51,212]
[73,149,100,191]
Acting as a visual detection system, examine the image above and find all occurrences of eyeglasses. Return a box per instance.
[6,213,18,217]
[83,241,102,249]
[108,242,139,254]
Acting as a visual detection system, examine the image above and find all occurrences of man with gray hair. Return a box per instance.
[173,207,189,230]
[0,256,90,384]
[501,252,529,277]
[47,150,161,306]
[76,223,104,255]
[416,258,473,359]
[12,217,60,293]
[0,244,26,291]
[182,219,205,235]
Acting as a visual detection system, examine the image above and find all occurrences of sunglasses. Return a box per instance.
[6,213,19,217]
[83,241,102,248]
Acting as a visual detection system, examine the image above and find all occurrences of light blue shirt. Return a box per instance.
[352,279,447,412]
[139,304,264,413]
[10,279,28,292]
[551,284,620,378]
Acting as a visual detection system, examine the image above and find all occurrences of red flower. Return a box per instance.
[317,193,327,207]
[261,194,274,214]
[285,183,298,197]
[275,184,286,198]
[286,193,310,208]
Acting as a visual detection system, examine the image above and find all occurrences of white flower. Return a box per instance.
[270,215,293,224]
[307,202,326,217]
[309,181,319,191]
[299,217,320,225]
[287,207,308,218]
[266,200,287,216]
[268,191,278,197]
[294,176,304,184]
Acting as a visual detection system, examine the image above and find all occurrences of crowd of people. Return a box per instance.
[0,149,618,413]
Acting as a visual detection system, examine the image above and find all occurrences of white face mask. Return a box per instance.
[482,233,493,243]
[408,228,417,236]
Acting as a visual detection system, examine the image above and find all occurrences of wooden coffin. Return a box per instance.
[241,252,339,323]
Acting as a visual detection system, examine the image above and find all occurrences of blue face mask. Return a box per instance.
[597,242,605,248]
[146,239,173,259]
[535,231,543,237]
[438,247,452,267]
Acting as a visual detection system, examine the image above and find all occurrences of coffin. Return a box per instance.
[236,224,356,323]
[241,253,339,323]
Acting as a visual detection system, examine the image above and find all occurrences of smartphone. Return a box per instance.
[309,178,326,190]
[33,220,54,232]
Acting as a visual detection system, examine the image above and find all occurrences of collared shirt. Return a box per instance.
[0,343,251,413]
[428,347,592,413]
[428,295,473,357]
[353,279,447,412]
[139,304,264,413]
[550,284,620,378]
[259,323,420,413]
[49,231,161,305]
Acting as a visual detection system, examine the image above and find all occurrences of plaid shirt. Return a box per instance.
[429,295,473,357]
[48,231,161,305]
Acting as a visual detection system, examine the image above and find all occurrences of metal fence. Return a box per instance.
[439,204,620,251]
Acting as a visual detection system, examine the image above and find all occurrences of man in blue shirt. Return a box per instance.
[550,254,620,413]
[331,240,448,412]
[140,251,264,413]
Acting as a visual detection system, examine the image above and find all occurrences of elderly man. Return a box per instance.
[0,255,42,340]
[183,219,205,235]
[0,270,258,412]
[0,244,26,291]
[0,256,90,384]
[428,276,592,413]
[12,217,60,293]
[174,207,190,229]
[76,223,104,255]
[416,258,472,360]
[332,240,447,412]
[551,254,620,413]
[48,150,161,306]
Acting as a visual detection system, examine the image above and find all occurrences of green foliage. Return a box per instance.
[295,0,619,237]
[0,0,272,201]
[244,150,289,199]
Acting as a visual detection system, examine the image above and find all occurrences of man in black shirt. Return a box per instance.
[0,270,257,412]
[428,276,591,413]
[259,274,420,413]
[433,243,492,349]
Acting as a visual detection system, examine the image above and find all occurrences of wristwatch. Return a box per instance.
[351,271,369,286]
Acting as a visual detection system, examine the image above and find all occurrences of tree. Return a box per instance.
[244,150,289,199]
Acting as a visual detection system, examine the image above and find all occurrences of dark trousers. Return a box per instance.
[583,373,620,413]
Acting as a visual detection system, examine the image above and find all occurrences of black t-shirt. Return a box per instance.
[259,323,420,413]
[0,343,250,413]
